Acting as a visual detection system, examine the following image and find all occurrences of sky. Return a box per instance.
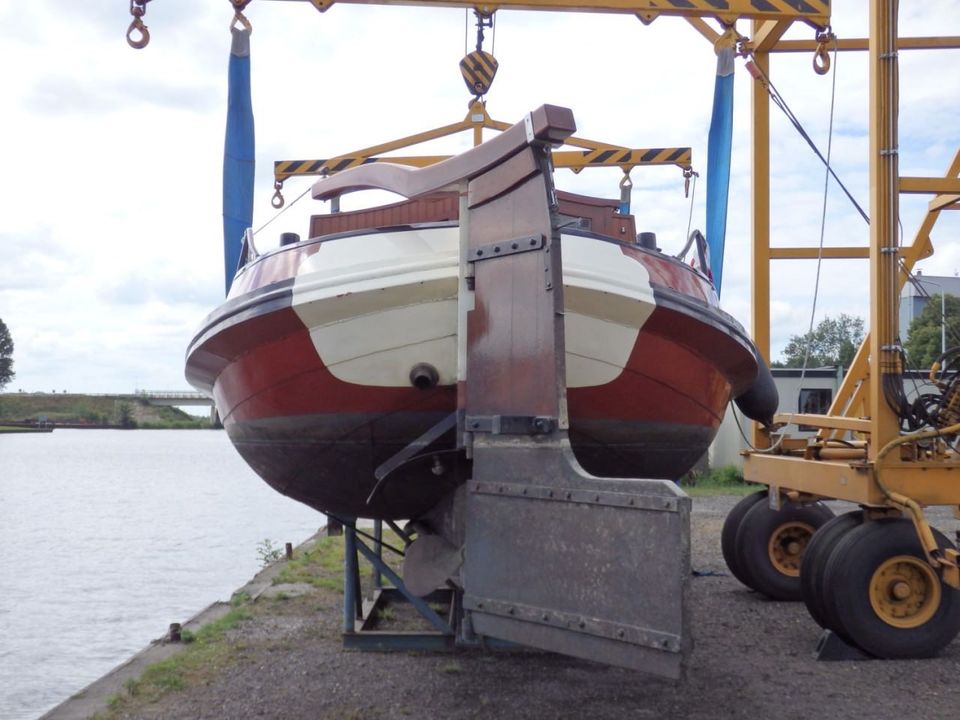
[1,1,959,394]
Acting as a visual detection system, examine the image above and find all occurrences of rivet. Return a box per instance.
[617,630,625,638]
[511,242,519,250]
[494,246,501,253]
[509,607,516,615]
[529,238,537,246]
[476,249,484,256]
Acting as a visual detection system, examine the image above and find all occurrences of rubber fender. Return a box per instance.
[734,346,778,427]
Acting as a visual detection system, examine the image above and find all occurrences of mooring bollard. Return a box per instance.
[285,542,293,560]
[168,622,182,642]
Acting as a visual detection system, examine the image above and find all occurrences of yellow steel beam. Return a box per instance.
[867,0,901,459]
[275,146,691,181]
[900,177,960,194]
[293,0,830,25]
[273,99,693,182]
[773,413,870,433]
[769,246,869,260]
[931,194,960,212]
[749,29,771,448]
[743,454,960,507]
[751,19,791,53]
[743,455,881,504]
[772,36,960,52]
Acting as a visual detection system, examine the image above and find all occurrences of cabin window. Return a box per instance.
[798,388,832,430]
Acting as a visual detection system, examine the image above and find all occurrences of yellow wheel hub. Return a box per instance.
[766,521,815,577]
[869,555,942,629]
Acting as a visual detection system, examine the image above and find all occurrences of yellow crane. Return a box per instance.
[127,0,960,661]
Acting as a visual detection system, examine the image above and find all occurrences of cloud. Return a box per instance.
[2,3,959,393]
[25,74,220,116]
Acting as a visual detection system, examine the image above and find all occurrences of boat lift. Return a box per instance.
[129,0,960,669]
[729,4,960,660]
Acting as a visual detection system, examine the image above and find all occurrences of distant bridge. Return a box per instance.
[135,390,213,407]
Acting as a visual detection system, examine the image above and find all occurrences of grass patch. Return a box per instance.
[680,464,760,496]
[97,607,252,718]
[275,535,347,592]
[275,529,405,594]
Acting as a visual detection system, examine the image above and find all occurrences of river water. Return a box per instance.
[0,429,324,720]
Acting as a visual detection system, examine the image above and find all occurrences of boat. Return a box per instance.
[185,151,773,522]
[173,0,824,675]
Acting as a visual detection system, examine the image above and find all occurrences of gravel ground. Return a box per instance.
[115,495,960,720]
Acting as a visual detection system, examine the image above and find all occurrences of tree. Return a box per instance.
[778,313,865,369]
[0,318,13,390]
[905,293,960,370]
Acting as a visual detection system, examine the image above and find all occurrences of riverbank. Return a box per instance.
[0,393,208,429]
[0,422,54,434]
[43,494,960,720]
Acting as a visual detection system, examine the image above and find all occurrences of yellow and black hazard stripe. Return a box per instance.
[459,50,499,97]
[274,157,380,181]
[644,0,828,16]
[556,147,692,170]
[306,0,828,25]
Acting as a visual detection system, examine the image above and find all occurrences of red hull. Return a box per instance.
[187,227,757,519]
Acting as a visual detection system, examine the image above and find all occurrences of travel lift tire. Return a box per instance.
[800,510,864,631]
[727,495,835,600]
[721,490,768,587]
[818,518,960,659]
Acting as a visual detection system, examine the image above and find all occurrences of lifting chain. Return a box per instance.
[126,0,152,49]
[813,26,836,75]
[473,10,494,53]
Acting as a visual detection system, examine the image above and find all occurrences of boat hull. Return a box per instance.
[187,225,757,520]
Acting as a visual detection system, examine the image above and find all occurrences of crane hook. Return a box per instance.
[813,27,835,75]
[272,181,286,209]
[126,0,151,49]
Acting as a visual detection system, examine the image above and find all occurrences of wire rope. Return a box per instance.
[750,56,868,224]
[784,39,839,432]
[251,183,313,237]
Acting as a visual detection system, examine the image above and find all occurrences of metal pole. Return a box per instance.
[343,526,358,633]
[373,519,383,590]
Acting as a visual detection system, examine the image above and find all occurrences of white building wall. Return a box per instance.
[709,368,841,472]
